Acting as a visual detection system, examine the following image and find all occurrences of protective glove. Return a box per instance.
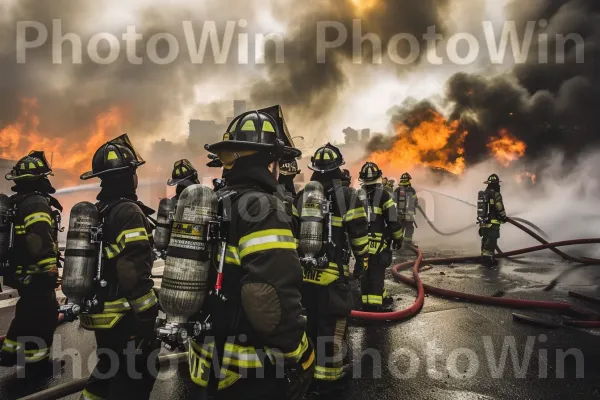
[500,216,509,223]
[392,239,403,250]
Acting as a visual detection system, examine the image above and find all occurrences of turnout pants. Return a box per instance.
[301,283,347,383]
[81,307,159,400]
[0,277,58,366]
[361,250,392,307]
[480,225,500,258]
[402,220,415,245]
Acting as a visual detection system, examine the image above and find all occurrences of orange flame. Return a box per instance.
[370,111,468,175]
[0,98,124,177]
[487,129,526,166]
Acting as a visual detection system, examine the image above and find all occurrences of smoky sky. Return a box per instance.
[250,0,450,120]
[368,0,600,166]
[0,0,451,155]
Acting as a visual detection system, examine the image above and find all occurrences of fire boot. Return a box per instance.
[482,256,498,268]
[309,368,351,397]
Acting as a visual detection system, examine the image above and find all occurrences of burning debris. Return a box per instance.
[368,102,467,175]
[487,129,527,167]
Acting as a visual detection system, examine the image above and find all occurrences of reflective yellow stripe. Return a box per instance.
[189,340,212,387]
[331,216,343,227]
[24,347,50,362]
[392,228,404,240]
[103,243,123,259]
[79,313,125,330]
[363,295,383,305]
[217,245,241,266]
[103,298,131,312]
[23,212,52,228]
[18,263,57,275]
[266,333,308,363]
[383,198,395,210]
[292,205,299,218]
[314,365,343,381]
[303,263,349,285]
[344,207,367,222]
[217,369,241,390]
[81,389,106,400]
[372,207,383,215]
[351,236,368,247]
[116,227,148,246]
[37,257,56,266]
[238,229,296,259]
[130,290,158,313]
[1,338,20,353]
[223,343,263,368]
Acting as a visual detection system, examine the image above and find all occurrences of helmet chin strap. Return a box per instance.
[271,160,280,180]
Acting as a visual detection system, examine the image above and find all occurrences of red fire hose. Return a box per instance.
[351,239,600,322]
[350,194,600,322]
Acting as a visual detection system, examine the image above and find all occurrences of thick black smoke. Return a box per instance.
[368,0,600,166]
[250,0,450,120]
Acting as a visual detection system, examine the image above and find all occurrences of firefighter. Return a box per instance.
[358,162,404,312]
[478,174,508,267]
[296,143,369,394]
[195,107,315,399]
[0,151,61,371]
[167,159,200,200]
[79,134,159,400]
[341,169,352,188]
[382,177,394,192]
[395,172,418,247]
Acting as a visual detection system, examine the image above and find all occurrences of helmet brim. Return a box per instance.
[308,163,344,173]
[167,175,197,186]
[205,141,301,159]
[279,169,301,176]
[359,177,382,185]
[80,162,143,180]
[5,171,53,181]
[484,180,501,184]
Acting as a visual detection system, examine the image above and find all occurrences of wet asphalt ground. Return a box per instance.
[2,249,600,400]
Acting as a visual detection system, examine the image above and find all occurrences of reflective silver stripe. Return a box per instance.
[130,290,158,313]
[239,234,294,250]
[25,347,50,362]
[123,231,146,242]
[238,230,296,258]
